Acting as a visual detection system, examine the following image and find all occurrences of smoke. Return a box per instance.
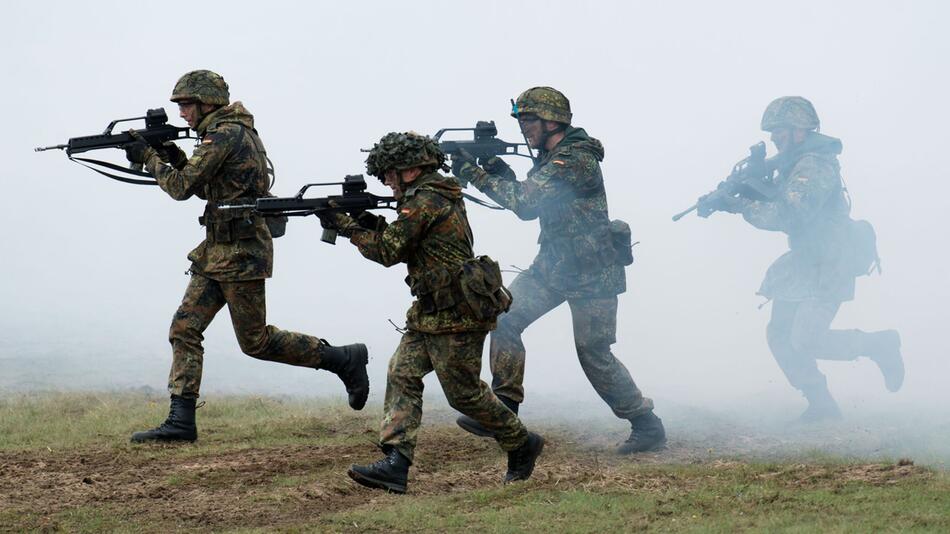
[2,0,948,462]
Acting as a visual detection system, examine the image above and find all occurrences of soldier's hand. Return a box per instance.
[450,148,478,188]
[355,211,388,232]
[478,156,515,181]
[159,141,188,170]
[123,130,157,165]
[696,194,716,218]
[334,213,361,238]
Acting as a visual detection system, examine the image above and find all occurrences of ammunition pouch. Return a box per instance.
[265,214,287,238]
[199,201,260,244]
[608,219,635,266]
[846,218,879,276]
[407,256,512,321]
[542,222,629,271]
[458,256,512,321]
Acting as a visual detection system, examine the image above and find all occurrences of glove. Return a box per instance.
[158,141,188,170]
[320,212,361,238]
[450,148,479,188]
[355,211,388,232]
[697,194,746,218]
[123,130,157,165]
[478,156,515,181]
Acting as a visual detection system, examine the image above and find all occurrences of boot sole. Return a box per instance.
[456,416,495,438]
[347,344,370,411]
[130,435,197,443]
[347,468,407,494]
[616,437,667,455]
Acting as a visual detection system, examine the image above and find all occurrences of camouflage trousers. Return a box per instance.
[766,299,876,395]
[380,329,529,463]
[489,271,654,421]
[168,273,325,398]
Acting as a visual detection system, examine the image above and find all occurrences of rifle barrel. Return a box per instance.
[34,144,67,152]
[672,204,697,222]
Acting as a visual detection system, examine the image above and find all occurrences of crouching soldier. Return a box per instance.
[322,132,543,493]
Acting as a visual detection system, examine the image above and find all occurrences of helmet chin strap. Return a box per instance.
[537,120,565,152]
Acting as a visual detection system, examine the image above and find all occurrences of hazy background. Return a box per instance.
[2,1,948,457]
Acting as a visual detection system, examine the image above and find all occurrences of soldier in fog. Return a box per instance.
[696,96,904,421]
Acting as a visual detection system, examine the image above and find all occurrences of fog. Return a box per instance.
[2,1,948,460]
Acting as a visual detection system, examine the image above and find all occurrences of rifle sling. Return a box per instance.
[461,192,504,210]
[69,156,158,186]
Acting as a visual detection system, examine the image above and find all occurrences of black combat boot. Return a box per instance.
[130,395,197,443]
[617,411,667,454]
[456,395,519,438]
[799,387,842,423]
[319,341,370,410]
[867,330,904,392]
[505,431,544,483]
[348,446,411,494]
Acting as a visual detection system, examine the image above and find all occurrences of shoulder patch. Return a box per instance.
[552,159,566,166]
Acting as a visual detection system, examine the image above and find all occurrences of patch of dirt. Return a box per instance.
[0,423,930,532]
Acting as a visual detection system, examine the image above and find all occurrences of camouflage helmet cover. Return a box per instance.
[761,96,820,131]
[511,86,572,124]
[365,132,447,178]
[170,70,230,106]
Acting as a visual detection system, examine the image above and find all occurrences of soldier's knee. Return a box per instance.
[575,339,611,359]
[169,312,199,346]
[445,388,483,412]
[236,326,270,357]
[496,312,529,337]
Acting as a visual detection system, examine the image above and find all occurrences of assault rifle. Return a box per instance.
[220,174,396,244]
[434,121,533,161]
[672,142,782,221]
[35,107,194,185]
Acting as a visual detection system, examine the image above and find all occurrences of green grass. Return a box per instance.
[1,393,948,533]
[0,392,372,452]
[315,467,950,533]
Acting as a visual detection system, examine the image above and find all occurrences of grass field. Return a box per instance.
[0,393,947,533]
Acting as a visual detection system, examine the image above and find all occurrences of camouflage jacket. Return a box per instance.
[349,172,495,334]
[469,127,625,298]
[144,102,273,282]
[739,133,855,302]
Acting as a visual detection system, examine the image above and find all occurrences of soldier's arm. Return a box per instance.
[349,193,437,267]
[742,155,838,231]
[469,152,595,220]
[145,126,234,201]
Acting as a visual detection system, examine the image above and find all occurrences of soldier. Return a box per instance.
[451,87,666,454]
[123,70,370,442]
[322,132,543,494]
[698,96,904,421]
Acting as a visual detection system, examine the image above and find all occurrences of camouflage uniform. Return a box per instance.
[728,96,902,411]
[739,133,889,398]
[346,165,528,462]
[141,98,325,398]
[464,124,653,421]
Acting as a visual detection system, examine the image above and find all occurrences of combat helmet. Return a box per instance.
[365,132,447,178]
[511,86,572,124]
[761,96,820,131]
[170,70,230,106]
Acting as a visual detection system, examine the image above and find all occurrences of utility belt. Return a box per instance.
[199,199,261,244]
[540,219,635,270]
[406,256,513,321]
